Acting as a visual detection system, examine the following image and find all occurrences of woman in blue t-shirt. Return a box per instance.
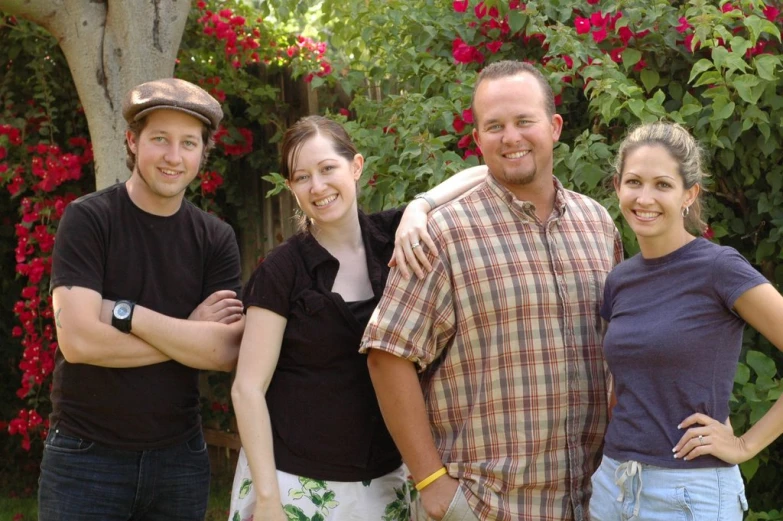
[590,122,783,520]
[228,115,486,521]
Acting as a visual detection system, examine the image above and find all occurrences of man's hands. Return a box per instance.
[421,474,459,520]
[189,290,243,324]
[101,290,243,328]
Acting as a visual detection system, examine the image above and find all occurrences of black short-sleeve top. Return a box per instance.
[242,209,404,481]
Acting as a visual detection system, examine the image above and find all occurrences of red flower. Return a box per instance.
[575,17,591,34]
[618,26,634,44]
[486,40,503,53]
[675,17,691,33]
[609,47,625,63]
[0,146,6,160]
[592,27,608,43]
[457,134,473,149]
[453,115,466,133]
[554,94,563,106]
[590,11,607,28]
[703,226,714,240]
[721,3,737,13]
[462,108,474,124]
[763,5,780,21]
[587,0,600,3]
[633,59,647,71]
[338,108,350,118]
[475,2,487,18]
[562,54,574,68]
[452,38,483,64]
[453,0,469,12]
[196,0,206,8]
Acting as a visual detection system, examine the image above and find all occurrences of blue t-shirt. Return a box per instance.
[601,238,767,468]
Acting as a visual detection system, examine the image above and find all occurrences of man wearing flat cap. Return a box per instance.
[39,78,244,520]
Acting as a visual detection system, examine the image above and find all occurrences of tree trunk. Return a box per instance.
[0,0,190,189]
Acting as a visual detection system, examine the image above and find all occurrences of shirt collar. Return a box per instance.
[298,210,391,279]
[484,174,568,219]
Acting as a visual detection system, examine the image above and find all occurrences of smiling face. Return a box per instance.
[471,72,563,198]
[615,144,699,255]
[285,133,363,230]
[126,109,205,216]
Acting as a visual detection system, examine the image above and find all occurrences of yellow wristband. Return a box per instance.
[415,466,448,491]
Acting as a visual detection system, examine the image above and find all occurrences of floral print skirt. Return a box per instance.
[229,448,415,521]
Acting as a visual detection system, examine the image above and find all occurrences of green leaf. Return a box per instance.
[283,504,309,521]
[735,363,750,385]
[692,71,723,88]
[238,478,253,499]
[622,48,642,69]
[711,96,735,121]
[640,69,659,93]
[508,10,526,33]
[754,55,781,81]
[688,59,715,83]
[746,350,777,379]
[731,74,762,104]
[711,46,729,70]
[740,456,760,482]
[744,14,781,46]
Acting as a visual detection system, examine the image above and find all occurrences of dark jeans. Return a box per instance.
[38,426,210,521]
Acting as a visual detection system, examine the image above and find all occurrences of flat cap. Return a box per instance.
[122,78,223,130]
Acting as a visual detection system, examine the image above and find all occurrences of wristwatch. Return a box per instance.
[413,192,437,211]
[111,300,135,334]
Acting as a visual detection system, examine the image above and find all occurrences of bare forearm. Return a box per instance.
[131,305,243,371]
[232,387,282,502]
[424,165,487,209]
[741,396,783,458]
[367,349,445,481]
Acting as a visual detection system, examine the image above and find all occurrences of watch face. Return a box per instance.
[114,302,132,320]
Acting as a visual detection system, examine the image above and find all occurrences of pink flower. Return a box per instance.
[609,47,625,63]
[703,226,714,240]
[562,54,574,68]
[554,94,563,106]
[575,17,591,34]
[633,59,647,71]
[675,17,691,34]
[722,3,737,13]
[475,2,487,18]
[460,109,473,124]
[592,27,608,43]
[587,0,600,3]
[453,0,469,12]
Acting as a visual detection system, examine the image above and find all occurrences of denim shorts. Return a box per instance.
[38,425,210,521]
[590,455,748,521]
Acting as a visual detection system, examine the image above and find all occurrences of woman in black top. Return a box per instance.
[229,115,486,521]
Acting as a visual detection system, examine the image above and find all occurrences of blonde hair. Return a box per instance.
[614,122,708,233]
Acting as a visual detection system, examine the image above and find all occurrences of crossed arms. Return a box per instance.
[53,286,244,371]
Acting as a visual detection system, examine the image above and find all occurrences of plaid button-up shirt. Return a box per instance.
[361,175,622,521]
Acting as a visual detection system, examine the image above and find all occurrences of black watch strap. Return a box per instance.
[111,300,135,334]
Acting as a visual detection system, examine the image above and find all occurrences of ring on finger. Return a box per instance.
[411,242,421,249]
[698,434,704,445]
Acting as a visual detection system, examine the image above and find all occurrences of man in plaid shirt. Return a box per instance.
[361,61,622,521]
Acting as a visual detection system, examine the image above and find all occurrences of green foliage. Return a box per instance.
[279,0,783,513]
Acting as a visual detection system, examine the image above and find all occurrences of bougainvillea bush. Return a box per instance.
[266,0,782,513]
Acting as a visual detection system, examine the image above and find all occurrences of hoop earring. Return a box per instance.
[682,206,690,218]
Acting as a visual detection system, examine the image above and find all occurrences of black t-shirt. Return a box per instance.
[242,209,403,481]
[49,183,242,450]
